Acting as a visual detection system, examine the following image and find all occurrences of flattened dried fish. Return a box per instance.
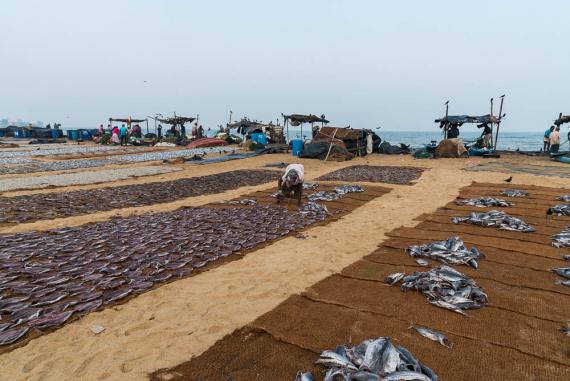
[501,189,527,197]
[0,327,29,346]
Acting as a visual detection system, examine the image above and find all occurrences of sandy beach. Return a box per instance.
[0,145,568,380]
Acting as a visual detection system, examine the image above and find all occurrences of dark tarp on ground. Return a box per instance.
[193,152,259,165]
[434,114,499,124]
[299,140,354,161]
[435,138,468,158]
[378,141,410,155]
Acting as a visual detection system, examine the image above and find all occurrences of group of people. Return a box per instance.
[543,125,564,153]
[96,124,142,146]
[156,123,206,140]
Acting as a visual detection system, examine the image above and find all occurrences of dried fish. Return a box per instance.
[387,266,487,316]
[501,189,527,197]
[547,204,570,216]
[452,210,535,232]
[409,325,453,348]
[305,337,439,380]
[0,327,29,346]
[457,197,513,208]
[317,165,423,185]
[31,311,74,330]
[407,236,485,268]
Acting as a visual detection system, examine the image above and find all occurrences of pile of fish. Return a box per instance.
[501,189,528,197]
[0,170,278,224]
[0,204,328,347]
[317,165,424,185]
[0,147,234,175]
[552,267,570,287]
[557,195,570,202]
[308,185,364,202]
[552,227,570,248]
[451,210,536,232]
[299,202,329,215]
[457,197,512,208]
[546,204,570,216]
[296,337,439,381]
[406,236,486,268]
[386,266,488,316]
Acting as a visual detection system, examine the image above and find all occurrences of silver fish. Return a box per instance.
[295,371,315,381]
[0,327,29,346]
[379,371,432,381]
[385,273,405,285]
[410,325,453,348]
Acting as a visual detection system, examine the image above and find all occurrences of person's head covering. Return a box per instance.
[284,169,300,188]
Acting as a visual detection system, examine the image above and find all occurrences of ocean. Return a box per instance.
[284,129,564,152]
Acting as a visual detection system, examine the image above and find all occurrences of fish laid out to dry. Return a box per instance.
[457,197,513,208]
[557,195,570,203]
[409,325,453,348]
[552,227,570,248]
[406,236,485,268]
[451,210,535,232]
[317,165,424,185]
[501,189,528,197]
[308,185,364,202]
[220,199,258,206]
[547,204,570,216]
[0,204,328,348]
[0,169,278,224]
[386,266,488,317]
[296,337,439,381]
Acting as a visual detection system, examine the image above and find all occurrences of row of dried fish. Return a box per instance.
[296,336,439,381]
[406,236,486,268]
[0,170,278,224]
[0,204,329,347]
[457,197,512,208]
[386,266,488,317]
[451,210,535,232]
[0,145,124,158]
[0,147,233,174]
[308,185,364,202]
[501,189,528,197]
[317,165,424,185]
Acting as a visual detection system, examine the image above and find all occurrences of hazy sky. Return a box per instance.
[1,0,568,131]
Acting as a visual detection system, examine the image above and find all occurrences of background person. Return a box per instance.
[119,124,128,146]
[544,126,554,151]
[550,126,561,153]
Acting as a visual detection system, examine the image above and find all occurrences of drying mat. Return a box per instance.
[0,169,281,225]
[316,165,424,185]
[466,162,570,178]
[149,183,570,380]
[0,184,390,353]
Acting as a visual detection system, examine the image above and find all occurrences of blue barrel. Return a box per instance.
[291,139,304,156]
[51,129,60,139]
[80,130,91,140]
[15,130,25,138]
[69,130,79,140]
[0,130,5,137]
[66,130,73,140]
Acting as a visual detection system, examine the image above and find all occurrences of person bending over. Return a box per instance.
[277,164,304,206]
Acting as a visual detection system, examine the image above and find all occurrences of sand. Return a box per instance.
[1,153,570,380]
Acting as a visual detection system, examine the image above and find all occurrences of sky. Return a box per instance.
[0,0,568,131]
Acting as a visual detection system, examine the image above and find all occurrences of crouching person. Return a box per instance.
[277,164,304,206]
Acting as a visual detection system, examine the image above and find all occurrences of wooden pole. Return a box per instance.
[494,95,505,150]
[324,128,339,162]
[489,98,494,148]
